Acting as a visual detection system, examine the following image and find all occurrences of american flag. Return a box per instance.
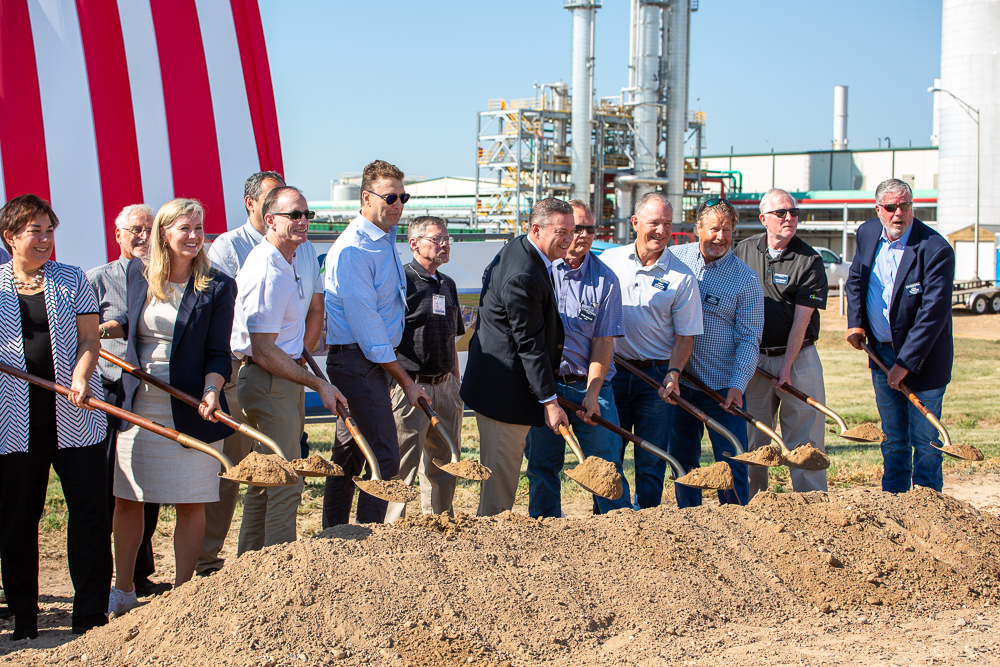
[0,0,282,270]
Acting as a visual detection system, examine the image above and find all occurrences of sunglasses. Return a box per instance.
[765,208,800,219]
[878,202,913,213]
[573,225,596,235]
[366,190,411,206]
[697,198,735,215]
[272,209,316,221]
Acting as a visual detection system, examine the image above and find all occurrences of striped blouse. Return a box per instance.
[0,261,106,454]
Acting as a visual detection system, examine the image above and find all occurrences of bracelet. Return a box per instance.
[666,368,682,376]
[99,326,108,339]
[203,385,220,396]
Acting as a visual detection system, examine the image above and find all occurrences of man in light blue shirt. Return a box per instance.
[524,200,631,517]
[322,160,431,526]
[866,224,913,344]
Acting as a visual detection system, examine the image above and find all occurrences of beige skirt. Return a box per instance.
[114,363,223,504]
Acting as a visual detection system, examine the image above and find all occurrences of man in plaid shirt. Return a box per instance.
[669,199,763,507]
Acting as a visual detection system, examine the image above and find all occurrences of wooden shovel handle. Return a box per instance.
[680,369,787,454]
[754,366,849,433]
[418,396,461,463]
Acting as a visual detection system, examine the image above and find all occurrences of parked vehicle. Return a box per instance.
[952,279,1000,314]
[813,246,850,288]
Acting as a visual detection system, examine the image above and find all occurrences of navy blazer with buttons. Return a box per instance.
[845,217,954,391]
[115,258,236,442]
[460,235,564,427]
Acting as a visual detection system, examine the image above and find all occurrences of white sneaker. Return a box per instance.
[107,587,138,616]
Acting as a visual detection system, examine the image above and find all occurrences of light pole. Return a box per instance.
[929,85,981,280]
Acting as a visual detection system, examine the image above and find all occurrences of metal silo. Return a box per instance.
[937,0,1000,260]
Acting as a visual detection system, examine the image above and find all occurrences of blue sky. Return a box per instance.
[259,0,943,201]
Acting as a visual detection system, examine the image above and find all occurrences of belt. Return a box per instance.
[619,358,669,370]
[328,343,361,353]
[242,355,305,367]
[759,339,815,357]
[558,374,588,384]
[407,371,450,386]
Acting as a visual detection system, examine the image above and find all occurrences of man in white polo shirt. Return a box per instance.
[600,192,703,509]
[231,186,345,553]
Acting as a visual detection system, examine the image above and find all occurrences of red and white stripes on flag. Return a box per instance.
[0,0,283,271]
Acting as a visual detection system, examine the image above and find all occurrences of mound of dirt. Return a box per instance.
[7,488,1000,666]
[223,451,298,485]
[438,459,492,481]
[784,444,831,470]
[291,454,344,477]
[566,457,623,499]
[840,422,888,442]
[941,444,985,461]
[674,461,735,490]
[354,478,419,504]
[732,444,784,467]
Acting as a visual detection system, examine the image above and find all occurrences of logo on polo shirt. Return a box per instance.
[651,278,670,291]
[773,273,789,285]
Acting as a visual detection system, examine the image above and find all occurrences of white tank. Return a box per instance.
[937,0,999,241]
[331,183,361,201]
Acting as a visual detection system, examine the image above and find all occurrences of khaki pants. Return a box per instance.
[236,362,305,554]
[384,374,463,522]
[474,412,531,517]
[196,359,253,573]
[745,344,828,498]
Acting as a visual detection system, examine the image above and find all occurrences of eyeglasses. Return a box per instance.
[573,225,596,235]
[122,226,152,237]
[366,191,411,206]
[271,209,316,221]
[878,202,913,213]
[420,235,453,245]
[765,208,800,219]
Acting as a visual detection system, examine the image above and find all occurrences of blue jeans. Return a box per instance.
[870,342,946,493]
[611,365,673,510]
[668,385,749,508]
[525,381,632,518]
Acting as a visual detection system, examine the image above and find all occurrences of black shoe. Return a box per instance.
[71,613,107,635]
[134,579,173,598]
[12,614,38,641]
[196,566,221,578]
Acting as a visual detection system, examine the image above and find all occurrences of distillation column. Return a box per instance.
[566,1,599,204]
[664,0,690,220]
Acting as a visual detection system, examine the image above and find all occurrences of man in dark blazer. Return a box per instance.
[461,198,574,516]
[845,178,955,493]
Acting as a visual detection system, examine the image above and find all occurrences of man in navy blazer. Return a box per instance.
[461,198,573,516]
[845,178,955,493]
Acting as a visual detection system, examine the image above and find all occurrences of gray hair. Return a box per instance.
[115,203,154,229]
[759,188,797,215]
[261,186,304,218]
[408,215,447,241]
[633,191,673,217]
[244,171,285,202]
[529,197,574,229]
[567,199,594,224]
[874,178,913,205]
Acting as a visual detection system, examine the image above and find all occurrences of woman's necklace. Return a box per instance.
[12,266,45,291]
[168,280,188,294]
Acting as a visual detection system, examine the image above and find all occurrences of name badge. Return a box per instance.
[773,273,789,285]
[651,278,670,291]
[579,306,596,322]
[905,282,922,296]
[432,294,446,315]
[705,294,721,306]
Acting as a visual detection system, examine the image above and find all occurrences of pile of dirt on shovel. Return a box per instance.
[6,488,1000,667]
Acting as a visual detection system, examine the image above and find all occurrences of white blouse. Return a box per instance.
[0,261,106,454]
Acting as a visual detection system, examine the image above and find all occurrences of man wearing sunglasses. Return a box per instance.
[600,192,703,510]
[735,188,829,498]
[846,178,954,494]
[323,160,431,526]
[198,171,324,576]
[523,200,631,518]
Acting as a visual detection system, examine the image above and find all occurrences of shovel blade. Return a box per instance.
[353,476,419,504]
[433,458,493,481]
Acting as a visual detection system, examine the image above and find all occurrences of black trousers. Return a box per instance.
[103,380,158,583]
[322,349,400,526]
[0,440,112,619]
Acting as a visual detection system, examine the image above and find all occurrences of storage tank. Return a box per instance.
[331,183,361,201]
[937,0,1000,248]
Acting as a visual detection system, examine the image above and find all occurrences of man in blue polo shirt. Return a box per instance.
[523,200,631,517]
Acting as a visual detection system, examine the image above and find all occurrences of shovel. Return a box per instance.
[301,350,419,503]
[860,342,982,462]
[99,350,290,460]
[613,356,770,466]
[680,370,831,471]
[554,422,623,500]
[754,366,884,444]
[555,396,730,491]
[0,361,294,487]
[416,396,492,481]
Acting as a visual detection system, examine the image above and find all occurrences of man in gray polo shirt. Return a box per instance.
[600,192,703,509]
[735,188,829,497]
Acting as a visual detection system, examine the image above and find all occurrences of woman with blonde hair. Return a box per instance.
[101,198,236,614]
